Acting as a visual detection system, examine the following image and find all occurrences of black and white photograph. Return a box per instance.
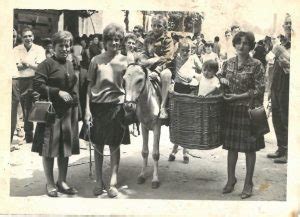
[1,0,300,216]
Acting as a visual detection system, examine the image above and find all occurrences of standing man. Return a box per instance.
[13,26,45,143]
[267,14,291,164]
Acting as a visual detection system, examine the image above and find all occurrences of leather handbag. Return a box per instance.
[28,87,56,125]
[248,93,270,137]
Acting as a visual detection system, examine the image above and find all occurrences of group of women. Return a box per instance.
[31,19,266,199]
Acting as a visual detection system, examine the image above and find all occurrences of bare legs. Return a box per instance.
[93,145,104,195]
[93,143,121,198]
[224,150,256,198]
[159,69,172,119]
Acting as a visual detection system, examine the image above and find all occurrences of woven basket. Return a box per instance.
[169,92,224,150]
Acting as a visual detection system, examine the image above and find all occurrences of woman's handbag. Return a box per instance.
[248,94,270,137]
[28,87,56,124]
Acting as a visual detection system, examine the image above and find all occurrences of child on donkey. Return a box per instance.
[166,37,202,163]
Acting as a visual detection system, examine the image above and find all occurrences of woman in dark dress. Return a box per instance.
[219,31,266,199]
[32,31,79,197]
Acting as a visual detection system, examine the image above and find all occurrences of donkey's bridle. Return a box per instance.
[124,63,148,104]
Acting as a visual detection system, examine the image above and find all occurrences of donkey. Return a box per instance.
[123,63,162,189]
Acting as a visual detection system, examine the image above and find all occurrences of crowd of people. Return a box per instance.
[11,13,291,199]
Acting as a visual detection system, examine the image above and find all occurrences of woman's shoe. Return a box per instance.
[222,178,237,194]
[240,184,253,199]
[93,186,103,196]
[46,184,58,197]
[56,182,78,195]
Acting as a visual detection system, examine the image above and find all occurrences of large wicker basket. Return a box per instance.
[169,92,224,150]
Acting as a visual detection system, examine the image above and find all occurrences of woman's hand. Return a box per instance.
[59,91,73,102]
[223,93,239,101]
[84,110,92,124]
[220,78,229,86]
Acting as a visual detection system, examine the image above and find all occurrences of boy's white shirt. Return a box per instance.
[197,73,220,96]
[177,54,202,85]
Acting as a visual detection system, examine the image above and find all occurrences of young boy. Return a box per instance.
[198,59,220,97]
[167,37,202,163]
[146,14,174,119]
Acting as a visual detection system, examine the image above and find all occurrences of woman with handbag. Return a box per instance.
[219,31,266,199]
[31,31,79,197]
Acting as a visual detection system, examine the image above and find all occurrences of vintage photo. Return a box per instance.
[1,0,299,215]
[10,8,289,200]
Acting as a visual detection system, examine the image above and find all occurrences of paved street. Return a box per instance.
[10,116,286,201]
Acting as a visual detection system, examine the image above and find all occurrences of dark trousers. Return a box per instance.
[11,78,34,142]
[271,86,289,154]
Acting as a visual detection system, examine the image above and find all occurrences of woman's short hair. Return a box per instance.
[202,59,219,74]
[151,14,168,28]
[103,23,125,45]
[125,33,137,43]
[51,31,73,46]
[232,31,256,50]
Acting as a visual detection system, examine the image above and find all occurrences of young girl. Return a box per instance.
[201,41,219,65]
[167,38,202,163]
[84,23,130,198]
[198,59,220,97]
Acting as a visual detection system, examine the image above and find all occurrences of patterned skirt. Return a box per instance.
[222,103,265,153]
[90,103,130,147]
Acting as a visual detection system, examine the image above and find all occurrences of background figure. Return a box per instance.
[133,25,144,53]
[267,14,291,164]
[32,31,79,197]
[12,26,46,143]
[89,34,102,59]
[212,36,221,57]
[253,40,267,67]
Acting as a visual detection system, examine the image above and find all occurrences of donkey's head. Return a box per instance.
[123,63,148,112]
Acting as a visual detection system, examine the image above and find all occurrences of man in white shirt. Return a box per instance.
[12,27,45,143]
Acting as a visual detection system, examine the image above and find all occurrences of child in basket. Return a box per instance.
[167,38,202,163]
[198,59,221,97]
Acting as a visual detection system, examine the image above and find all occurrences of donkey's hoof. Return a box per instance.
[152,181,160,189]
[137,176,146,184]
[107,186,118,198]
[168,154,175,162]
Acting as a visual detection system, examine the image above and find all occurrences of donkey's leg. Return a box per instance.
[137,125,149,184]
[108,144,120,198]
[152,123,161,189]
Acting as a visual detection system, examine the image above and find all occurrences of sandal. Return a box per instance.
[46,184,58,197]
[107,186,118,198]
[56,182,78,195]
